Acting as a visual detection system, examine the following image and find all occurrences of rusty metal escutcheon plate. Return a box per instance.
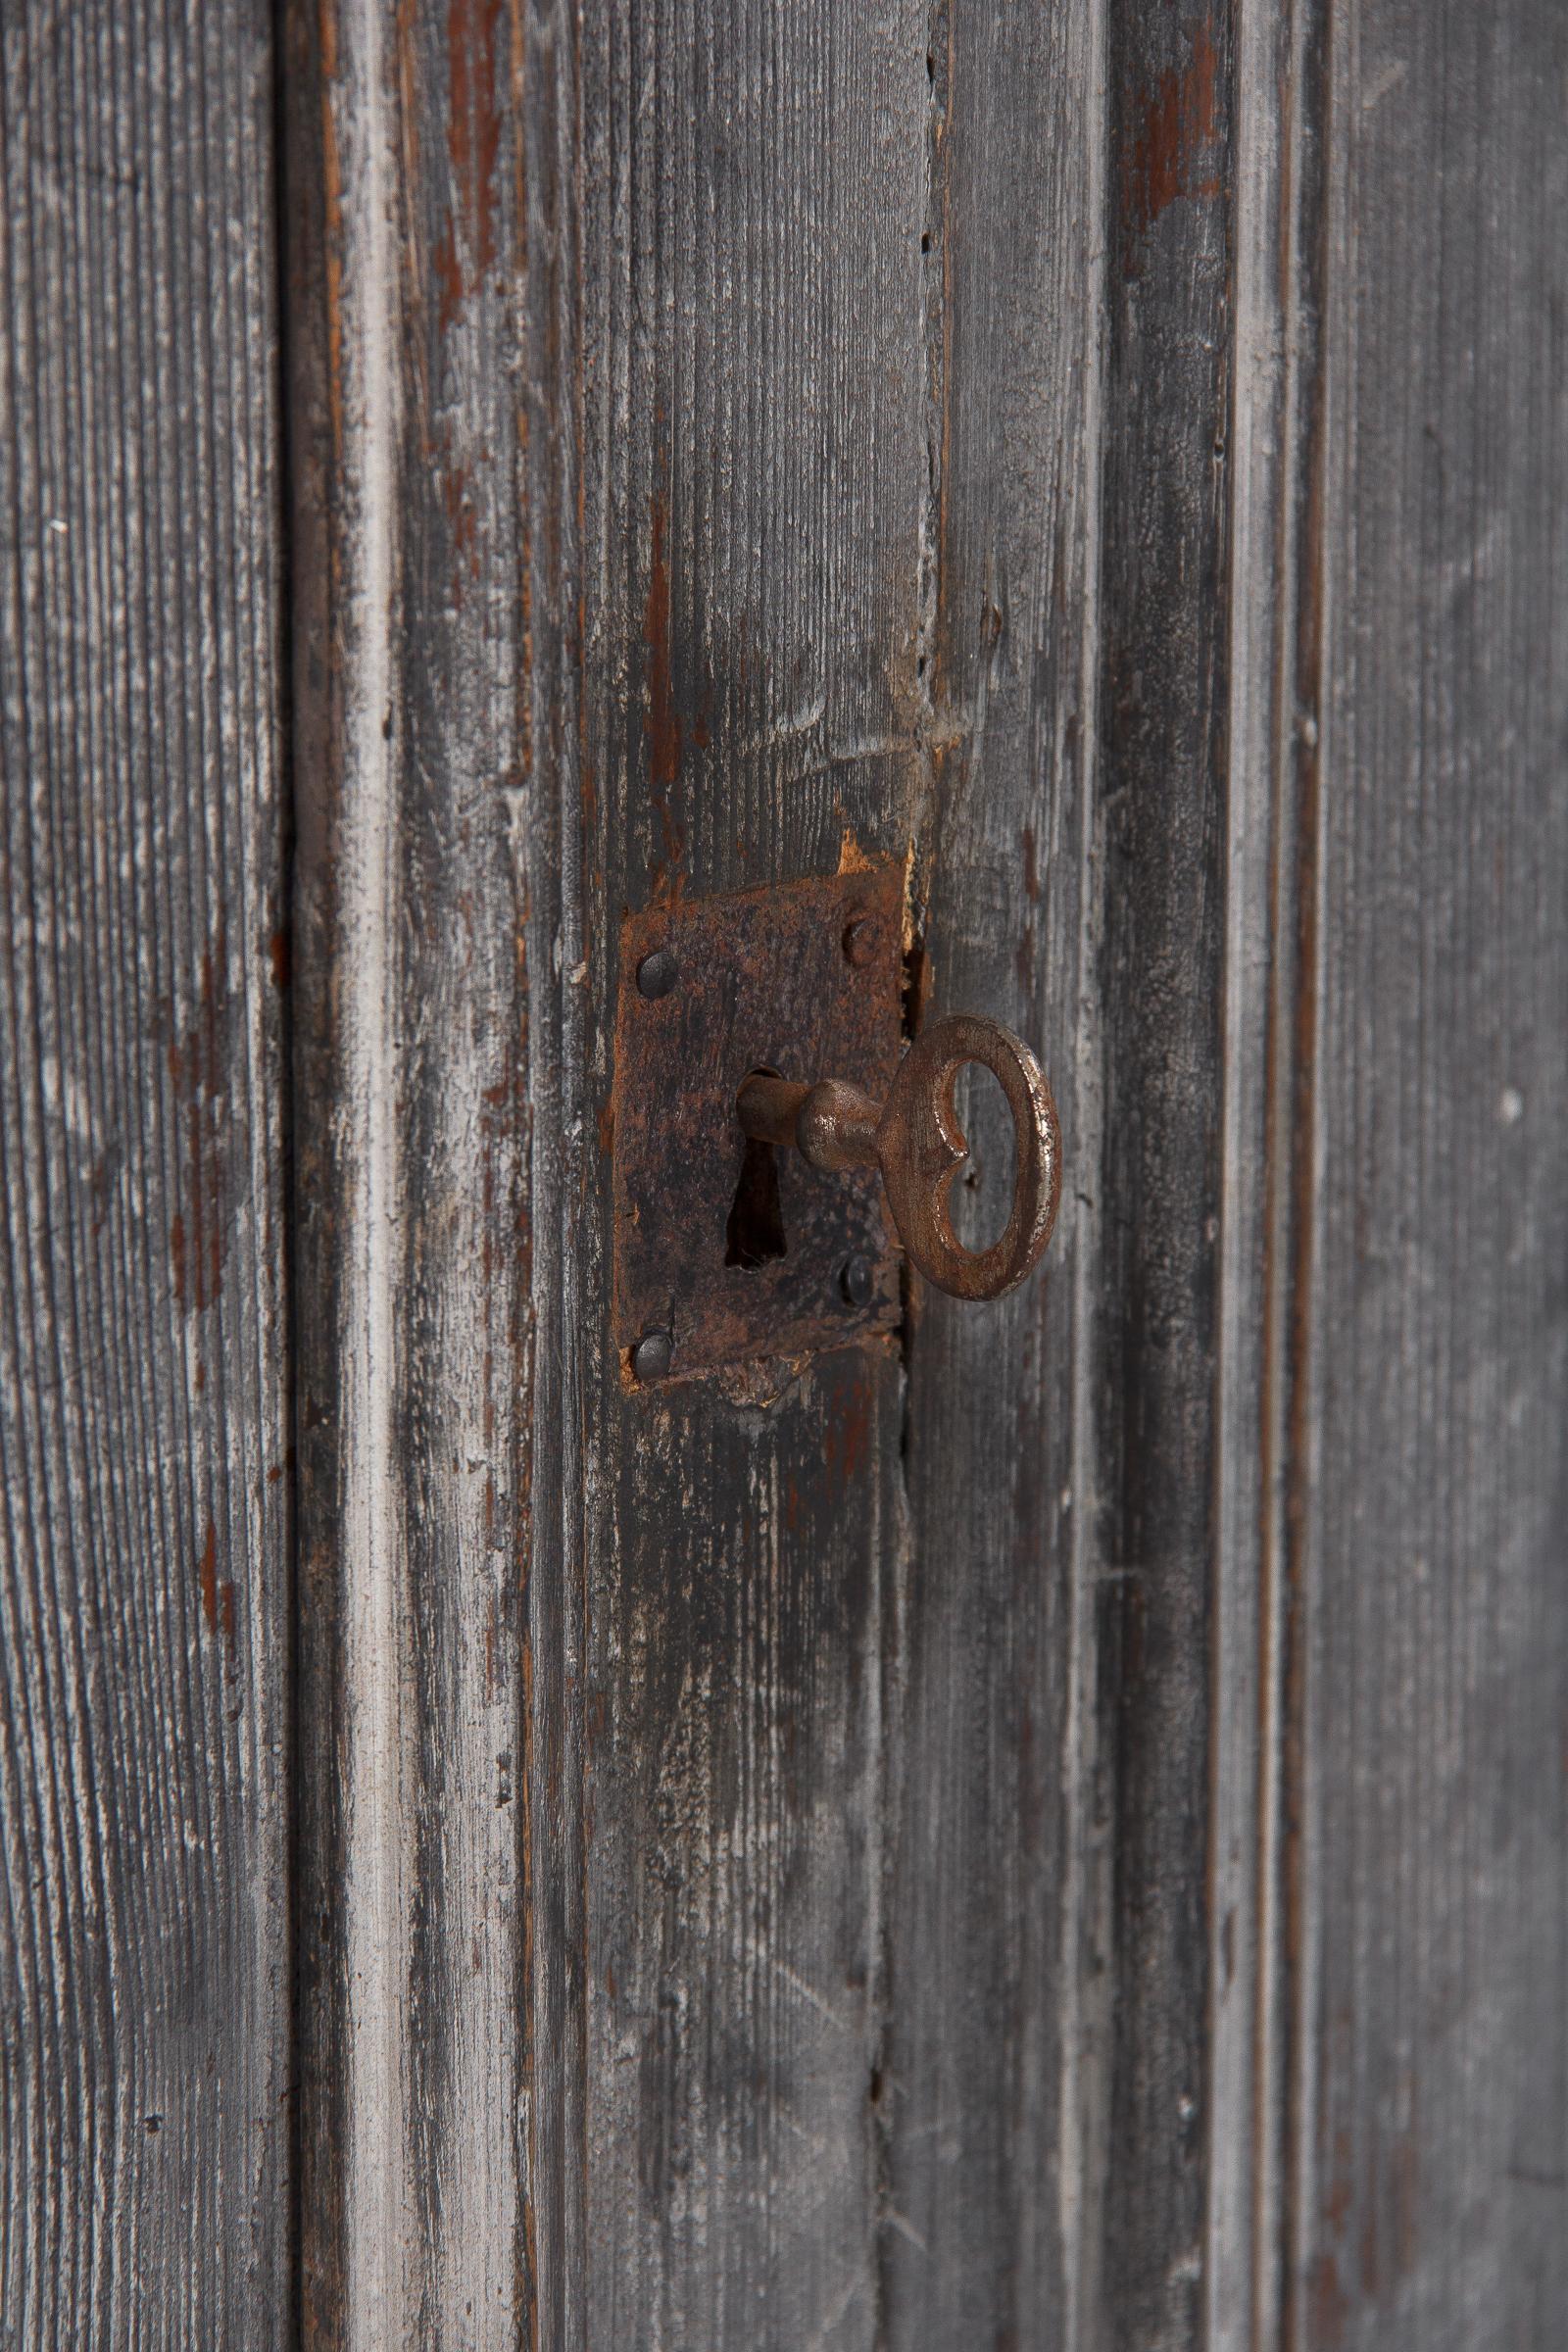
[612,863,906,1381]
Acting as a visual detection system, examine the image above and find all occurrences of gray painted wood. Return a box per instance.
[4,0,1562,2341]
[569,5,1245,2337]
[0,3,291,2341]
[513,15,590,2345]
[1216,3,1568,2347]
[1291,5,1568,2343]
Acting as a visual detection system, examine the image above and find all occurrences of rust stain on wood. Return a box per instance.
[442,457,478,603]
[643,492,679,782]
[642,493,686,902]
[1308,2249,1347,2348]
[836,823,878,877]
[435,0,504,334]
[484,1593,502,1705]
[199,1519,220,1636]
[1121,20,1221,266]
[823,1359,872,1492]
[199,1517,238,1657]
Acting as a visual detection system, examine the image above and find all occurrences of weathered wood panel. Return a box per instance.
[513,11,590,2344]
[1206,1,1327,2344]
[284,1,1254,2341]
[285,0,941,2332]
[1286,5,1568,2344]
[879,1,1103,2343]
[572,9,929,2344]
[1092,8,1236,2342]
[1215,3,1568,2345]
[283,3,1568,2347]
[0,4,290,2340]
[282,0,538,2341]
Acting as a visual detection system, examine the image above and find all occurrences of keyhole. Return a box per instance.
[726,1070,788,1269]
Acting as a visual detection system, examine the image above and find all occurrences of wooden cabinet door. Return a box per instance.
[3,2,1563,2345]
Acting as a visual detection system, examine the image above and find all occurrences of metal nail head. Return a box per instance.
[632,1330,673,1381]
[636,947,679,1000]
[839,1254,874,1308]
[841,913,882,969]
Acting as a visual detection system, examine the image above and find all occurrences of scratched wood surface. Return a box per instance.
[0,3,290,2342]
[571,9,928,2344]
[1206,0,1326,2340]
[1212,3,1568,2348]
[260,0,1568,2346]
[283,0,935,2338]
[285,2,1246,2346]
[1284,5,1568,2344]
[5,0,1564,2341]
[877,1,1103,2343]
[1093,9,1236,2342]
[282,0,540,2341]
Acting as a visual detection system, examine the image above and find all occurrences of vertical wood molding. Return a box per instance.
[1093,6,1238,2340]
[290,2,410,2340]
[1209,2,1330,2344]
[0,3,291,2338]
[515,3,589,2342]
[1286,6,1568,2345]
[283,1,546,2339]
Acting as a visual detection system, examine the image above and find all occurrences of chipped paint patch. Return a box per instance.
[1121,20,1221,267]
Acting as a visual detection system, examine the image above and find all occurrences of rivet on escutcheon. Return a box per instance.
[841,912,883,969]
[636,947,679,1000]
[631,1330,673,1381]
[838,1253,874,1308]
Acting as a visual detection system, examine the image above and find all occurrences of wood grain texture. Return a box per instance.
[572,8,928,2343]
[283,3,1248,2343]
[283,0,538,2341]
[285,1,936,2340]
[1285,5,1568,2344]
[1215,3,1568,2346]
[283,2,1568,2347]
[0,4,291,2341]
[879,1,1105,2344]
[1092,8,1236,2342]
[513,7,589,2342]
[1208,2,1329,2342]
